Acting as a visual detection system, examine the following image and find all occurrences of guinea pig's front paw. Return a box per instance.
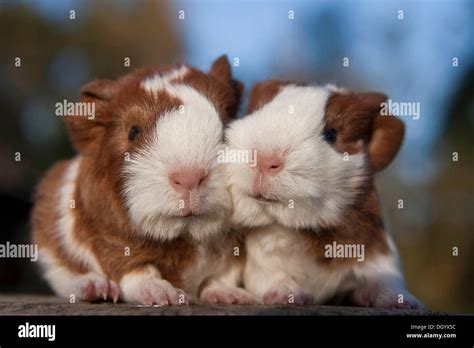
[375,289,423,309]
[139,279,190,306]
[262,287,313,305]
[122,277,189,306]
[77,273,119,303]
[353,284,423,309]
[201,286,256,305]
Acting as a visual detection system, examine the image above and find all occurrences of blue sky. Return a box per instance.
[172,0,473,182]
[9,0,474,182]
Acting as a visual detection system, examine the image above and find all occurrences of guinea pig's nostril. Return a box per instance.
[268,163,283,172]
[169,173,182,187]
[169,169,207,192]
[257,155,284,176]
[267,158,284,172]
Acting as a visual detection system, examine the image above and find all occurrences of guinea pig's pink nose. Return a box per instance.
[257,154,283,176]
[169,168,207,192]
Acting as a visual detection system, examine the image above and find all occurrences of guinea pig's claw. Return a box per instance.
[107,279,120,304]
[76,273,120,303]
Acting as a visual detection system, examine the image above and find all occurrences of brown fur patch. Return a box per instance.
[301,181,390,268]
[247,80,292,113]
[31,159,88,275]
[176,67,242,122]
[64,65,181,156]
[31,155,198,287]
[368,114,405,171]
[325,91,405,170]
[324,92,375,154]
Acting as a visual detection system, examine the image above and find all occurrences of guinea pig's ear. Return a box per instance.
[64,79,119,155]
[209,55,232,82]
[209,55,244,119]
[80,79,118,102]
[362,92,405,172]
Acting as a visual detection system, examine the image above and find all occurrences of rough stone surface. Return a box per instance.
[0,294,443,316]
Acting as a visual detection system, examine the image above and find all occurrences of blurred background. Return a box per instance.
[0,0,472,312]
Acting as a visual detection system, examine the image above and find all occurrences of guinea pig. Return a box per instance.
[32,55,254,305]
[224,80,422,308]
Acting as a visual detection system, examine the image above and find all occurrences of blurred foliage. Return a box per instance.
[0,0,181,196]
[380,66,474,312]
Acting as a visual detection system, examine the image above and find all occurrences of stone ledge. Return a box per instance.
[0,294,444,316]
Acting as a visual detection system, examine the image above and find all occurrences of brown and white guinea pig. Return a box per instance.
[224,80,422,308]
[32,55,255,305]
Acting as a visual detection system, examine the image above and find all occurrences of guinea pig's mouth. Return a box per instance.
[253,194,279,204]
[176,210,201,218]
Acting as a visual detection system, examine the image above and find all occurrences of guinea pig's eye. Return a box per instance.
[323,128,337,144]
[128,126,140,141]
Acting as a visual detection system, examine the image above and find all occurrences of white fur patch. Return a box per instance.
[225,85,367,230]
[55,158,103,273]
[141,66,190,94]
[244,225,346,303]
[119,264,190,305]
[38,249,110,300]
[38,249,79,297]
[244,225,406,305]
[119,265,160,303]
[123,76,232,242]
[325,83,347,94]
